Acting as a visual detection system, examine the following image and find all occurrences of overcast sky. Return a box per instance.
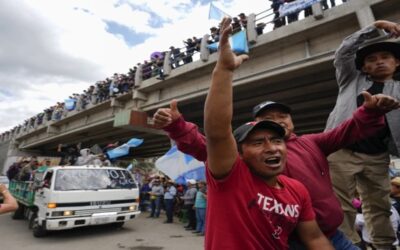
[0,0,341,133]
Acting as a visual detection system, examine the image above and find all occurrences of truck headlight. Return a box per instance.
[52,210,75,217]
[63,210,74,216]
[129,205,136,211]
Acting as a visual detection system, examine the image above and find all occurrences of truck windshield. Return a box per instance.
[54,169,137,191]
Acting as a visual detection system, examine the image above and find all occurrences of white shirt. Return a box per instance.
[355,207,399,245]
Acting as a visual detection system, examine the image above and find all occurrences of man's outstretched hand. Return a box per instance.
[152,99,181,129]
[362,91,400,111]
[374,20,400,38]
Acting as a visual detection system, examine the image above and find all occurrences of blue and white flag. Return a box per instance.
[106,138,144,159]
[279,0,321,17]
[208,2,229,20]
[207,29,249,54]
[126,138,144,147]
[155,146,205,185]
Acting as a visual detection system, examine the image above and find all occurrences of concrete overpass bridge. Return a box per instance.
[1,0,399,170]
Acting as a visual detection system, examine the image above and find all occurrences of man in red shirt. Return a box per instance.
[204,17,332,249]
[205,118,331,249]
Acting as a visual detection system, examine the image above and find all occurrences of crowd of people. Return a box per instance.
[4,141,118,184]
[269,0,344,29]
[138,176,207,236]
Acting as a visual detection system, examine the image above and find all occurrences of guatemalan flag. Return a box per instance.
[208,2,229,20]
[156,146,206,185]
[106,138,144,159]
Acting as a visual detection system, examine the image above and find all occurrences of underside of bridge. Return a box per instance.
[179,61,338,136]
[31,59,337,159]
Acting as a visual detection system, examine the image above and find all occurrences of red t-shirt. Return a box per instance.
[205,156,315,250]
[165,106,384,237]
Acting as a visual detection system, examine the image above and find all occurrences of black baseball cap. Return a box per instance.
[233,120,285,143]
[355,41,400,71]
[252,101,291,118]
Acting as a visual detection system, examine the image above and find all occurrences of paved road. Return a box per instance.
[0,211,204,250]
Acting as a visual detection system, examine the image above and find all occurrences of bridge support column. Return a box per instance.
[132,90,148,110]
[110,98,123,108]
[163,51,172,76]
[200,34,211,62]
[134,64,144,87]
[47,125,60,135]
[356,5,375,28]
[247,14,257,44]
[312,2,324,20]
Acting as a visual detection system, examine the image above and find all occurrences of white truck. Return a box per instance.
[9,165,140,237]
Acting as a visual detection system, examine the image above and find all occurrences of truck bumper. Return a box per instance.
[44,211,141,230]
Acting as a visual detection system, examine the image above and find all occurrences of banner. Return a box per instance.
[207,29,249,54]
[279,0,321,17]
[106,138,144,159]
[64,98,76,111]
[155,146,205,185]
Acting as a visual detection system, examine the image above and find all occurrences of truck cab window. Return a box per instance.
[54,169,136,191]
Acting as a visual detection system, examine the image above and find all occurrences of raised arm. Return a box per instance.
[312,91,400,155]
[204,17,249,179]
[153,100,207,162]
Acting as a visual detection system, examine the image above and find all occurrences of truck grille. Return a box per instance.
[74,207,122,216]
[56,199,137,207]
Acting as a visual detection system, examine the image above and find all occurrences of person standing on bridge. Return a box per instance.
[152,31,400,250]
[325,20,400,249]
[0,184,18,215]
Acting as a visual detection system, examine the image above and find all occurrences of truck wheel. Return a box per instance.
[32,219,47,238]
[12,203,25,220]
[28,212,37,229]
